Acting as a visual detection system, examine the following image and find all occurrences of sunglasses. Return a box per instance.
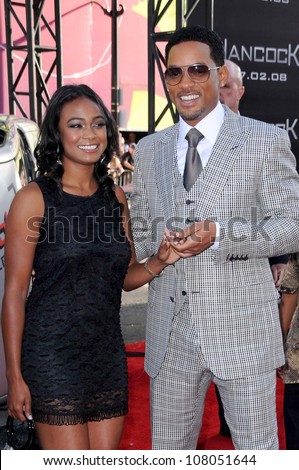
[164,64,221,86]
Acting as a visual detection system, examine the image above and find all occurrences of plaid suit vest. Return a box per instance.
[172,159,205,314]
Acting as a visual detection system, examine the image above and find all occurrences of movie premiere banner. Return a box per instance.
[189,0,299,166]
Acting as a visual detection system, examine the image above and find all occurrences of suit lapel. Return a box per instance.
[154,123,179,224]
[194,110,252,219]
[152,111,253,222]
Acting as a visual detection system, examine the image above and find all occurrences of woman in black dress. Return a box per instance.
[1,84,179,449]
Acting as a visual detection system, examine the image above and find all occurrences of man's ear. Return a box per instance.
[219,64,229,88]
[238,85,245,100]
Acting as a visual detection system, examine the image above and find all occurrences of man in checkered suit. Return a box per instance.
[130,25,299,449]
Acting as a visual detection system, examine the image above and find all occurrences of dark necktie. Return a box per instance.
[183,128,204,192]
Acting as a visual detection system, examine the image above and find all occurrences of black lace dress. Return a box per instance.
[21,177,131,425]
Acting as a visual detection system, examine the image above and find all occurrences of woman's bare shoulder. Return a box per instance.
[9,182,44,217]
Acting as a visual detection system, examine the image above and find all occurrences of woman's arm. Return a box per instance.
[122,159,134,172]
[1,183,44,421]
[115,186,180,291]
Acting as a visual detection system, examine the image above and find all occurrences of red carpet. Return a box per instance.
[120,341,286,450]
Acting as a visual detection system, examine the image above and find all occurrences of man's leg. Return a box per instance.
[150,310,212,450]
[214,370,279,449]
[283,382,299,450]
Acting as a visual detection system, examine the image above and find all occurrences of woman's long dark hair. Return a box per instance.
[35,84,120,208]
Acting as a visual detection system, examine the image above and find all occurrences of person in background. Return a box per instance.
[118,132,126,156]
[217,58,289,437]
[108,152,124,182]
[130,25,299,450]
[127,132,137,145]
[123,132,137,153]
[121,142,136,172]
[278,253,299,450]
[219,59,245,114]
[1,84,180,450]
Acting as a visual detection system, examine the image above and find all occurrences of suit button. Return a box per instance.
[182,291,187,296]
[186,199,194,205]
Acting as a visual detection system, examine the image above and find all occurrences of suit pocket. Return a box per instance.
[230,281,279,306]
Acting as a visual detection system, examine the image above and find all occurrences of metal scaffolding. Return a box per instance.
[4,0,62,125]
[3,0,213,132]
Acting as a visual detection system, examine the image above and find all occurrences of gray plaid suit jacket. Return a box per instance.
[130,105,299,380]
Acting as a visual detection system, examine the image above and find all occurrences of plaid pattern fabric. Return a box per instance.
[150,305,279,449]
[150,306,212,450]
[130,105,299,380]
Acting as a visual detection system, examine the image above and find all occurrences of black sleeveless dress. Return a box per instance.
[21,177,131,425]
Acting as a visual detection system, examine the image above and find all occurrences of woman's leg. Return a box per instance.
[35,415,125,450]
[35,422,90,450]
[88,416,125,450]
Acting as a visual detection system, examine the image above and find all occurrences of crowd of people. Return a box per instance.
[1,24,299,451]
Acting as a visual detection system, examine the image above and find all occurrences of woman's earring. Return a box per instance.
[56,144,62,165]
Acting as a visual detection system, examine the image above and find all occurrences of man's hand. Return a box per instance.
[271,263,286,288]
[166,220,216,258]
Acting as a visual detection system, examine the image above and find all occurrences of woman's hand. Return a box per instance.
[156,229,189,266]
[155,235,181,266]
[7,377,32,422]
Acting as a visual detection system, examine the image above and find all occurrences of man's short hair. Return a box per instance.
[165,25,225,67]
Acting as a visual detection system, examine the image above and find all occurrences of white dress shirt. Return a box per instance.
[177,101,225,174]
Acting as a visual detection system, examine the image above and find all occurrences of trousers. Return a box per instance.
[150,303,279,450]
[284,382,299,450]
